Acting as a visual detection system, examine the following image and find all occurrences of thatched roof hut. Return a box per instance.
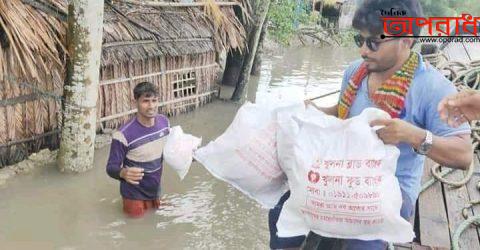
[312,0,361,30]
[0,0,248,167]
[338,0,362,30]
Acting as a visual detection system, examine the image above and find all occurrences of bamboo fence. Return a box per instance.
[0,0,247,167]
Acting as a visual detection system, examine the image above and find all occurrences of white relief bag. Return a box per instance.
[276,107,414,243]
[194,102,304,208]
[163,126,202,180]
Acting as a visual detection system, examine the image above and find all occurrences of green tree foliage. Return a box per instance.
[267,0,315,45]
[420,0,454,17]
[266,0,480,46]
[448,0,480,16]
[420,0,480,17]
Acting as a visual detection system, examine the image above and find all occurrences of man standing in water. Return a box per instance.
[269,0,473,249]
[106,82,170,218]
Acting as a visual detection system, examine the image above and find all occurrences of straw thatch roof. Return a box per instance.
[102,1,246,66]
[0,0,248,85]
[0,0,67,86]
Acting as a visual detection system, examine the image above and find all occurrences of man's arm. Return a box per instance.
[391,76,473,170]
[305,100,338,117]
[106,132,144,185]
[303,61,350,118]
[371,119,473,170]
[309,59,363,117]
[106,137,127,180]
[407,128,472,170]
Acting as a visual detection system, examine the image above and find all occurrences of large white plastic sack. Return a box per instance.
[163,126,202,180]
[194,102,305,208]
[276,107,414,243]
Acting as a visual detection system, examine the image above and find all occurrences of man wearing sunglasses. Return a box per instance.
[269,0,473,249]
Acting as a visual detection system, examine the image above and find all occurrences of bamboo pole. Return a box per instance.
[99,64,218,86]
[0,93,48,107]
[0,129,60,149]
[102,38,212,48]
[231,0,271,102]
[251,16,268,76]
[116,0,240,7]
[98,90,218,122]
[57,0,105,173]
[307,90,341,101]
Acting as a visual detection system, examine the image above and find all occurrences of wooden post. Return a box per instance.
[251,17,268,76]
[57,0,104,173]
[231,0,271,102]
[222,50,244,86]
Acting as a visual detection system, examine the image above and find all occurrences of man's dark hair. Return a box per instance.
[352,0,424,37]
[133,82,158,100]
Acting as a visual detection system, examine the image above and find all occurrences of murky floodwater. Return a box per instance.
[0,46,358,250]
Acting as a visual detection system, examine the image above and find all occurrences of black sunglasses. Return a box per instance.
[354,34,397,52]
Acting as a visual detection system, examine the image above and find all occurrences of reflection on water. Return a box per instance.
[256,46,358,106]
[0,46,358,250]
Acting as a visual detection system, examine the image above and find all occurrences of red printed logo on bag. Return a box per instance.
[308,171,320,184]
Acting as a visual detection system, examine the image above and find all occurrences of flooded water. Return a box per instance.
[0,46,358,250]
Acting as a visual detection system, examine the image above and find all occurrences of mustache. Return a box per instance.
[362,55,373,61]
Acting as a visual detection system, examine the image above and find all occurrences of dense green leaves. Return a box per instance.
[265,0,480,46]
[420,0,480,17]
[267,0,314,45]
